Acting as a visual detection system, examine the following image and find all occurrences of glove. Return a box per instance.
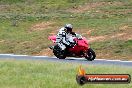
[69,42,76,47]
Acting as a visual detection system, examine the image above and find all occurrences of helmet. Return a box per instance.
[64,24,73,32]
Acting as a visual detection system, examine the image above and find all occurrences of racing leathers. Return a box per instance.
[56,27,76,51]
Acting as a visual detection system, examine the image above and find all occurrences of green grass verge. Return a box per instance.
[91,40,132,60]
[0,59,132,88]
[0,19,53,54]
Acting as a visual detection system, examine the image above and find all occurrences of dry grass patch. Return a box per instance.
[69,2,106,13]
[68,1,124,13]
[37,48,53,56]
[74,26,132,43]
[88,33,132,42]
[30,22,54,31]
[0,4,10,11]
[96,50,132,60]
[80,25,132,42]
[0,40,5,43]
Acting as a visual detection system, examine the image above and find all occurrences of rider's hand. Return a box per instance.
[69,42,76,47]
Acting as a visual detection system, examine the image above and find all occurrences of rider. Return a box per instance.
[56,24,76,51]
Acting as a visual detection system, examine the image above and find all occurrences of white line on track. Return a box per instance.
[66,57,132,63]
[96,59,132,63]
[0,54,132,63]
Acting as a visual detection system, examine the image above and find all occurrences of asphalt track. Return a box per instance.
[0,54,132,67]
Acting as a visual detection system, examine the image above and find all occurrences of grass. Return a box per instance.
[91,40,132,60]
[0,59,132,88]
[0,19,53,54]
[0,0,132,59]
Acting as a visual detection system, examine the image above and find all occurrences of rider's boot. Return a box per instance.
[49,46,54,50]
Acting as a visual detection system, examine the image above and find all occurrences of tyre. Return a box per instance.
[53,45,66,59]
[85,48,96,61]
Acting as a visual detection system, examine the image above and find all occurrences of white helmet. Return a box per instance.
[65,24,73,29]
[64,24,73,32]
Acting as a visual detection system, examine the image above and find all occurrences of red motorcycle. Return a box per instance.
[48,34,96,61]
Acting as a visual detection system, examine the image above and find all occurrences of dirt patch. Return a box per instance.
[30,22,54,31]
[0,5,10,11]
[96,50,132,60]
[118,25,132,40]
[118,9,132,15]
[111,33,132,40]
[75,29,94,36]
[119,25,132,31]
[37,48,54,56]
[49,28,59,35]
[0,40,5,43]
[88,33,132,42]
[81,30,92,36]
[108,1,124,6]
[82,25,132,42]
[73,27,132,42]
[69,2,106,13]
[68,1,124,13]
[88,35,107,42]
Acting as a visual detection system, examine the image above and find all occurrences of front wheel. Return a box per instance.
[53,45,67,59]
[85,48,96,61]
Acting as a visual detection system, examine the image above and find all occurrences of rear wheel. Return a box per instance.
[53,45,66,59]
[85,48,96,61]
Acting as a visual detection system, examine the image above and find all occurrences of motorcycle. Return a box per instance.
[48,34,96,61]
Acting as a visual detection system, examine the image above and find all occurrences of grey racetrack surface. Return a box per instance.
[0,54,132,67]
